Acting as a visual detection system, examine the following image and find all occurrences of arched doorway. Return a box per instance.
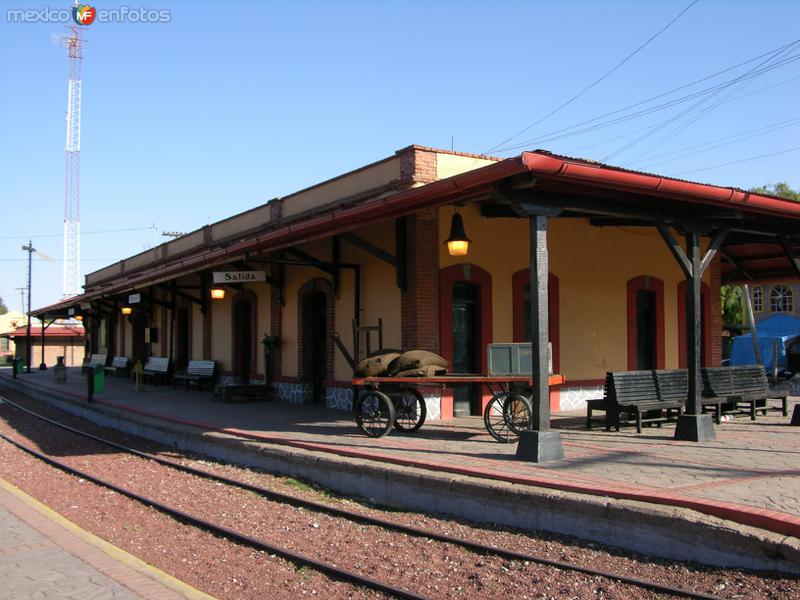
[298,279,334,405]
[627,276,665,370]
[439,264,493,417]
[232,291,257,383]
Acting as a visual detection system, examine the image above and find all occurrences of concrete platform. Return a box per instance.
[2,367,799,574]
[0,476,212,599]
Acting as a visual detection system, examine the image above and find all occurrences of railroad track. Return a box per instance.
[0,393,724,600]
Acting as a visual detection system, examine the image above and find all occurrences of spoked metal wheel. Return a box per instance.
[355,390,395,438]
[503,393,532,435]
[391,387,427,433]
[483,392,531,443]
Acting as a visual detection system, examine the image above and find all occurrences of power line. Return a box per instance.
[493,38,800,153]
[0,226,155,241]
[483,0,700,153]
[563,74,800,157]
[605,44,800,163]
[629,116,800,169]
[672,145,800,176]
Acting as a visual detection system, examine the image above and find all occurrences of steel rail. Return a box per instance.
[0,428,428,600]
[0,394,723,600]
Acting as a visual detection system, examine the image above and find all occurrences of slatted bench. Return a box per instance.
[587,369,684,433]
[82,353,107,374]
[700,367,737,423]
[104,356,130,378]
[142,356,170,385]
[700,366,789,420]
[173,360,216,390]
[730,365,789,420]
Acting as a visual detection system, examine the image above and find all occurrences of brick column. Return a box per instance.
[401,207,440,353]
[710,254,723,366]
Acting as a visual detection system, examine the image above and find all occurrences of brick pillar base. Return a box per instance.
[401,208,440,353]
[710,254,723,366]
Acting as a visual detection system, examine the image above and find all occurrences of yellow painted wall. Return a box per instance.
[438,205,712,382]
[435,153,498,180]
[277,222,400,381]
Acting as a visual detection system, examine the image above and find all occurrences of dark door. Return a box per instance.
[636,290,656,370]
[175,307,190,372]
[452,282,479,416]
[233,298,253,383]
[310,291,327,404]
[132,311,148,365]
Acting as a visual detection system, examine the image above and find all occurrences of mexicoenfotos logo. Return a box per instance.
[72,4,96,25]
[7,3,171,24]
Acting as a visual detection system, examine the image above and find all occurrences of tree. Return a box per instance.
[751,182,800,201]
[0,295,7,316]
[721,285,743,328]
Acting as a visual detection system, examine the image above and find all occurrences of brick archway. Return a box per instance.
[439,264,493,374]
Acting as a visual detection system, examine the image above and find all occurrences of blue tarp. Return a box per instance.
[752,314,800,337]
[730,315,800,369]
[730,335,791,369]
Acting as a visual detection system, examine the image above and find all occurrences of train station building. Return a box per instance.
[32,145,800,422]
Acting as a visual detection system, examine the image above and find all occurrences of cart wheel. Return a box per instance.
[355,390,395,438]
[484,393,522,443]
[392,387,427,433]
[503,393,532,435]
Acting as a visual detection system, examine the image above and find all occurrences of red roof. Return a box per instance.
[1,325,85,339]
[31,149,800,315]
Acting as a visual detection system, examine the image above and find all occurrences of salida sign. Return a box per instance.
[212,271,266,283]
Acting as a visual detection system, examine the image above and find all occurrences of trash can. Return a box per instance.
[92,364,105,395]
[12,357,23,378]
[53,356,67,384]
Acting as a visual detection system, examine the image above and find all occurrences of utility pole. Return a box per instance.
[21,241,35,373]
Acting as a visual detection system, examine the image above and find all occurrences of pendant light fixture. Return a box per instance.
[445,207,471,256]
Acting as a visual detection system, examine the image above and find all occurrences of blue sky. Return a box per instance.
[1,0,799,312]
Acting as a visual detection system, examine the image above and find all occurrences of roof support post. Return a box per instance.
[516,208,564,463]
[674,230,716,442]
[39,317,55,370]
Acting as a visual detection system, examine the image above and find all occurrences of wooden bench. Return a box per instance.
[587,370,684,433]
[730,365,789,420]
[82,353,107,374]
[700,366,789,420]
[142,356,170,385]
[173,360,216,390]
[700,367,737,423]
[104,356,130,378]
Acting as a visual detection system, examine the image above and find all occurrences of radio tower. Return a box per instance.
[63,26,83,298]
